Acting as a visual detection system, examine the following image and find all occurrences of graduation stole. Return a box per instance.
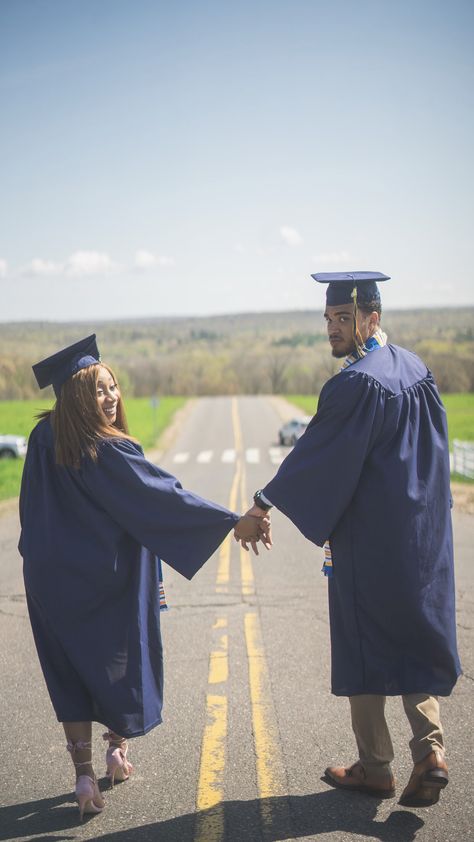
[322,328,388,577]
[339,327,388,369]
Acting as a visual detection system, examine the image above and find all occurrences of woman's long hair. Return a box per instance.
[38,363,136,468]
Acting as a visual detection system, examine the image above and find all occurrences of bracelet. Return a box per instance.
[253,489,273,512]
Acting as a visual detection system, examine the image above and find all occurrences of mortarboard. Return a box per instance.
[311,271,390,306]
[32,334,101,397]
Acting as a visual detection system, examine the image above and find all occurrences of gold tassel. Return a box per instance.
[351,285,364,356]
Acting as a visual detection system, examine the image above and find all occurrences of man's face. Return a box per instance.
[324,305,377,358]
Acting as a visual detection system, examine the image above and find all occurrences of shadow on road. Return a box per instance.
[0,787,425,842]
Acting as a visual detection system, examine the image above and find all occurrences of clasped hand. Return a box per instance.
[233,509,272,555]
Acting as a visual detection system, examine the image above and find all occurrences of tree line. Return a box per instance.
[1,307,473,400]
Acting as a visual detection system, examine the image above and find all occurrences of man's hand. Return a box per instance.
[233,509,272,554]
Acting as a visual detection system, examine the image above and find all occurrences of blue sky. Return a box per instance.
[1,0,473,321]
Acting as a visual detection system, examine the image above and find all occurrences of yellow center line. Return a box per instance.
[197,397,288,842]
[195,694,228,842]
[213,617,227,630]
[232,399,256,597]
[237,399,288,831]
[244,612,290,831]
[196,400,243,841]
[195,616,228,841]
[239,467,256,596]
[208,634,229,684]
[215,461,241,591]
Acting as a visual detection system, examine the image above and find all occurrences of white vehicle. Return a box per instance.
[0,434,28,459]
[278,416,312,446]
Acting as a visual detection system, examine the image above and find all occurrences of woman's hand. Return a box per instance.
[234,513,272,555]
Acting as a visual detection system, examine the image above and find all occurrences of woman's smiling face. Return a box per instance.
[96,366,120,425]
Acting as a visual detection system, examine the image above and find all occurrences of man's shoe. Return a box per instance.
[398,749,448,808]
[324,761,396,798]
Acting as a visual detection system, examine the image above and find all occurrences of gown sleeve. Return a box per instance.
[263,370,385,546]
[81,438,240,579]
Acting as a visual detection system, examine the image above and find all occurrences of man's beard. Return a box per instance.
[331,344,355,358]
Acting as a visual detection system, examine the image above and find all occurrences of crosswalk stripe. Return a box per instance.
[197,450,213,463]
[269,446,285,465]
[173,446,291,466]
[173,452,190,464]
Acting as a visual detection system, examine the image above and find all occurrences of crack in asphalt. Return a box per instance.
[0,593,26,602]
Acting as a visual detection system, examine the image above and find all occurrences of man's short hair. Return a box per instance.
[358,299,382,318]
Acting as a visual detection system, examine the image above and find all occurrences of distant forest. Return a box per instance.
[1,307,473,400]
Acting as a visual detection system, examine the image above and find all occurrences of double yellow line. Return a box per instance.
[195,398,288,842]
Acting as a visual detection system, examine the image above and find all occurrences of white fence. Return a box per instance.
[452,440,474,479]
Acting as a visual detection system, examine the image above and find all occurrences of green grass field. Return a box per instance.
[0,397,186,502]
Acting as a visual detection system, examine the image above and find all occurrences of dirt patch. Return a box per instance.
[451,482,474,515]
[0,498,18,519]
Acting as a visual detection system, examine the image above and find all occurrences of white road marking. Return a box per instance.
[269,447,285,465]
[173,452,190,463]
[174,447,290,466]
[197,450,213,463]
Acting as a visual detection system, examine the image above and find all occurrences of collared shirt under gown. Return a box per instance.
[19,419,239,736]
[263,344,461,697]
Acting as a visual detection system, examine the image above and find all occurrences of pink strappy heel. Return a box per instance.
[66,740,105,821]
[103,731,134,786]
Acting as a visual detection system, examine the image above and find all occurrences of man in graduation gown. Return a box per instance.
[237,271,461,807]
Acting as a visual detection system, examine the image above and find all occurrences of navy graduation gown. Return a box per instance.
[19,419,239,736]
[264,344,461,697]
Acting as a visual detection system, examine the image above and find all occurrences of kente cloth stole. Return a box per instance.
[322,329,387,578]
[158,557,168,610]
[159,580,168,610]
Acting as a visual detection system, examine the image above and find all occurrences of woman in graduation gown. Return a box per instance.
[19,334,268,820]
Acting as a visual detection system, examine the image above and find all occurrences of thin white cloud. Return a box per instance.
[24,258,63,276]
[135,249,175,269]
[0,259,7,278]
[16,250,176,279]
[65,250,119,276]
[311,251,352,265]
[280,226,303,246]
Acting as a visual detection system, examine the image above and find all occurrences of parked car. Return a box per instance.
[0,435,28,459]
[278,416,312,446]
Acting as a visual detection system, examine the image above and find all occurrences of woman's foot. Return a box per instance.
[76,775,105,821]
[103,731,134,786]
[66,739,105,820]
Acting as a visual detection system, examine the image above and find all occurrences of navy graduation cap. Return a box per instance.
[32,334,101,396]
[311,271,390,306]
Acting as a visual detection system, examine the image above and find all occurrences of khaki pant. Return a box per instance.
[350,694,444,774]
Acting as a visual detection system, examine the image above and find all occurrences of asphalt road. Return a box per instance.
[1,395,473,842]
